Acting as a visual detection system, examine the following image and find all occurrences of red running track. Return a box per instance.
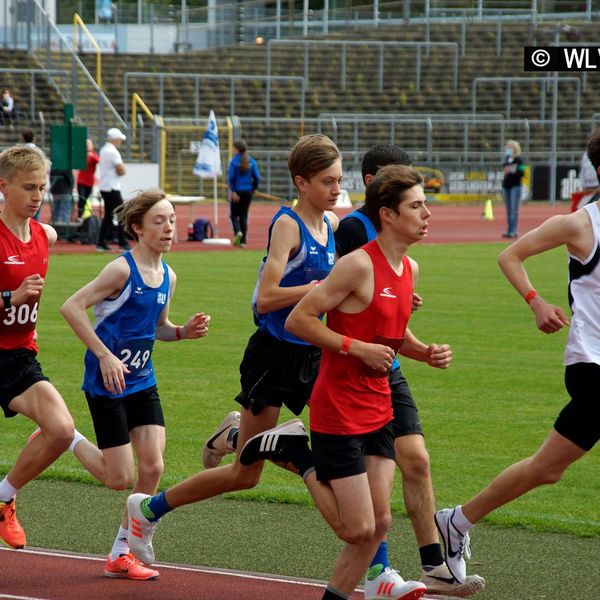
[0,547,329,600]
[0,548,450,600]
[44,201,568,255]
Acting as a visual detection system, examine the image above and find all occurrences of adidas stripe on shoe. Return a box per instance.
[239,418,308,466]
[127,493,158,565]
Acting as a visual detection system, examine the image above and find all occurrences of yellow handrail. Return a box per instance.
[73,13,102,88]
[131,92,155,130]
[158,115,166,190]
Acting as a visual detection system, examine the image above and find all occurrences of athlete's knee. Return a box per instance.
[223,462,261,491]
[339,524,375,545]
[396,443,431,482]
[527,458,565,486]
[333,518,375,544]
[104,467,135,490]
[373,512,392,540]
[138,457,165,484]
[42,421,75,454]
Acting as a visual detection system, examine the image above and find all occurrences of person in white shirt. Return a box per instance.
[97,128,130,252]
[1,89,14,128]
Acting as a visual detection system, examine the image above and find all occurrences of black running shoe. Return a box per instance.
[239,418,308,466]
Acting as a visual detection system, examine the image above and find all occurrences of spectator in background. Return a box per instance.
[1,89,14,129]
[50,167,74,226]
[76,139,99,219]
[21,129,37,150]
[228,139,260,247]
[501,140,525,239]
[97,128,130,252]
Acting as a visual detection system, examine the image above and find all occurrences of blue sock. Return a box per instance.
[367,541,389,579]
[140,491,172,522]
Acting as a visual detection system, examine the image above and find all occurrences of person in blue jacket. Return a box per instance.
[228,139,260,247]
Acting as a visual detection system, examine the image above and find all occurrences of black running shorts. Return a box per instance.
[311,422,396,482]
[0,349,50,418]
[235,329,322,416]
[389,367,424,438]
[554,363,600,451]
[85,385,165,449]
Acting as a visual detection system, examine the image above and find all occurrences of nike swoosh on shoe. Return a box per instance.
[206,426,231,449]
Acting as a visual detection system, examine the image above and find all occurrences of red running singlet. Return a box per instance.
[0,219,49,352]
[310,240,413,435]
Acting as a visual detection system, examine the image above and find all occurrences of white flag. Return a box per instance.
[193,110,222,178]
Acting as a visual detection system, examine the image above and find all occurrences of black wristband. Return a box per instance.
[2,290,11,310]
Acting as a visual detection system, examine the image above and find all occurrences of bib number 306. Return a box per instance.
[2,302,39,326]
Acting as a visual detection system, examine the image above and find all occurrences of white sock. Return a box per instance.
[454,505,475,533]
[109,526,130,561]
[0,477,17,503]
[69,429,87,453]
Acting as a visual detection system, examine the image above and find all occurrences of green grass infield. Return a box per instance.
[2,244,599,542]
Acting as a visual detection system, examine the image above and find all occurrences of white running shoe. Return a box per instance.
[127,493,159,565]
[421,563,485,597]
[202,410,240,469]
[239,418,308,466]
[364,567,427,600]
[435,508,472,585]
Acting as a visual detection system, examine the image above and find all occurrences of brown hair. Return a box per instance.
[0,146,47,181]
[233,139,250,173]
[115,188,170,241]
[365,165,423,231]
[288,134,341,186]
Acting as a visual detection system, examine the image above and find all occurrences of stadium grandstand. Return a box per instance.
[0,1,598,203]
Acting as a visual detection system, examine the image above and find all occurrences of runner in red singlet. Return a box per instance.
[0,146,75,549]
[241,165,452,600]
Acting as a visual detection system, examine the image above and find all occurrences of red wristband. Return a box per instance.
[339,336,353,355]
[176,326,182,340]
[524,290,538,304]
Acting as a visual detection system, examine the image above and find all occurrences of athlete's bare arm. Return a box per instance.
[255,215,319,314]
[399,328,452,369]
[41,223,57,246]
[60,258,131,394]
[324,209,340,231]
[286,251,395,372]
[498,212,588,334]
[407,255,423,311]
[155,267,211,341]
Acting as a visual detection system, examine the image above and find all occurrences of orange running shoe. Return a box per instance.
[104,552,160,580]
[0,497,26,549]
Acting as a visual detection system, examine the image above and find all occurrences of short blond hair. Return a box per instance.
[0,146,47,181]
[506,140,522,156]
[115,188,170,241]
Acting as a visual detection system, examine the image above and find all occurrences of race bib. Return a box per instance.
[115,338,154,377]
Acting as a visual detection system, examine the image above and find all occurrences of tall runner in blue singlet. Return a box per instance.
[125,134,342,567]
[60,190,210,581]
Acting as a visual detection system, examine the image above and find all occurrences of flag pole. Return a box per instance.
[213,174,219,237]
[192,110,230,245]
